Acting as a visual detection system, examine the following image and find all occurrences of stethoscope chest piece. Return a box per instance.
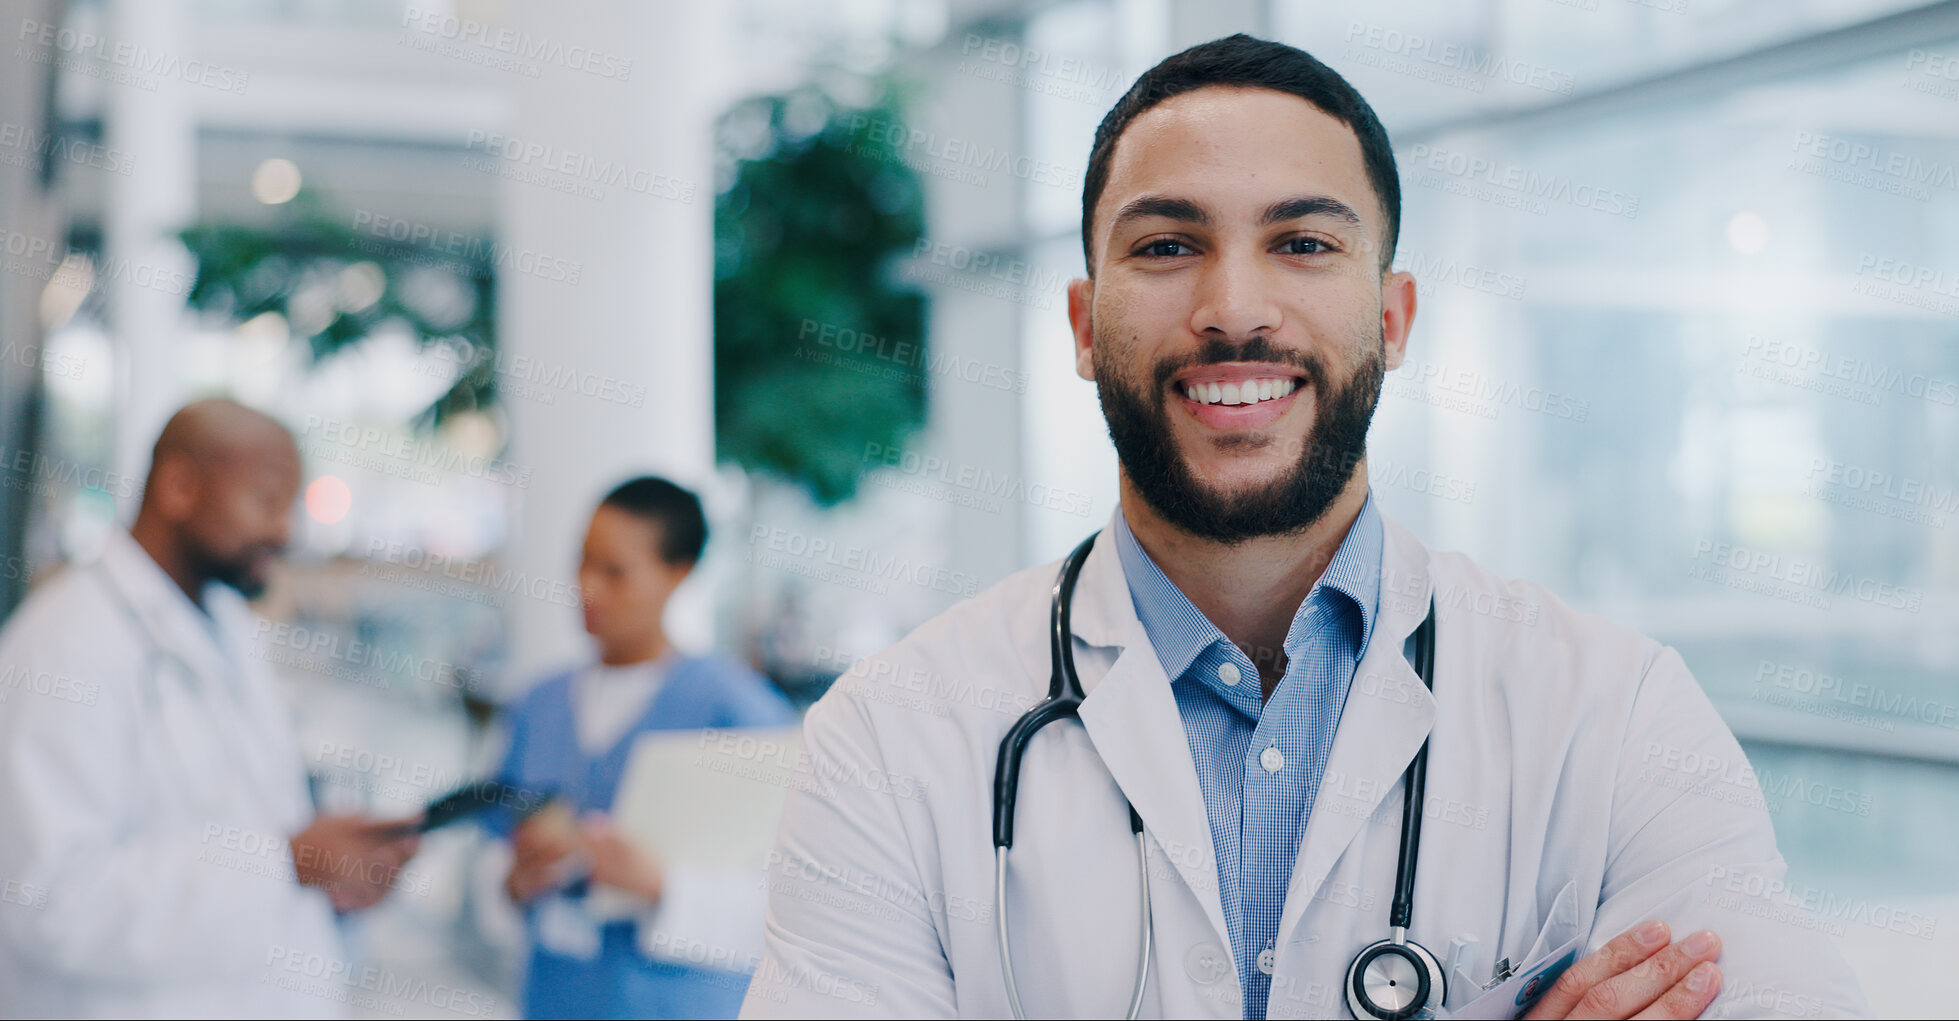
[1346,934,1446,1020]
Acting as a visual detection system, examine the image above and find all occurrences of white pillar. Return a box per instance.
[498,0,721,690]
[915,38,1027,583]
[105,0,197,516]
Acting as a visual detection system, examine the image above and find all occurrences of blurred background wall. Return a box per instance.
[2,0,1955,1015]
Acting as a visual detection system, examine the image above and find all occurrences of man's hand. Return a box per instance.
[1524,920,1722,1020]
[291,815,422,913]
[582,815,663,903]
[504,805,582,904]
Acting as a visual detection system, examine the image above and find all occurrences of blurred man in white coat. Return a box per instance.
[0,399,420,1018]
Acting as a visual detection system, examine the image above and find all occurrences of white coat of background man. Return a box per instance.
[742,35,1867,1021]
[0,398,421,1018]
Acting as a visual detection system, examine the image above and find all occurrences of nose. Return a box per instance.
[1188,247,1283,342]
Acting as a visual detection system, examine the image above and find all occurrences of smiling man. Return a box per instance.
[742,36,1866,1020]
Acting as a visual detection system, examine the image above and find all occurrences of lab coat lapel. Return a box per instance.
[99,531,240,696]
[1277,518,1436,946]
[1068,519,1233,949]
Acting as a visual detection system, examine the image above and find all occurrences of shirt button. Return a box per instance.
[1260,746,1285,773]
[1216,662,1241,686]
[1257,948,1276,975]
[1184,942,1229,985]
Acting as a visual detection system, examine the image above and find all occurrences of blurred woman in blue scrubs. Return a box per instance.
[489,477,796,1019]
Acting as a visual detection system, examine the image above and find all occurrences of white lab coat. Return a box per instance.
[741,510,1868,1019]
[0,531,344,1019]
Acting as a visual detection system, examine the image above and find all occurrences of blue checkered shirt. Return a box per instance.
[1111,496,1382,1019]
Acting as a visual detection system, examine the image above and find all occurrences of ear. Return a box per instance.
[1068,276,1096,381]
[148,452,200,522]
[1380,268,1417,372]
[661,558,697,590]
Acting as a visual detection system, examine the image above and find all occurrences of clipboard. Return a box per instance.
[605,727,804,871]
[380,779,554,836]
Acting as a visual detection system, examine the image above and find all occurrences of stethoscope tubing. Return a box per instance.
[993,530,1441,1019]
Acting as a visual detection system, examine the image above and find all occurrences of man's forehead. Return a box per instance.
[1096,86,1373,228]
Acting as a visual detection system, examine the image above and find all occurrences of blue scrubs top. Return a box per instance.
[490,653,797,1020]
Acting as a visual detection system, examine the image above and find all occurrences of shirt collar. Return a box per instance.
[1111,492,1383,683]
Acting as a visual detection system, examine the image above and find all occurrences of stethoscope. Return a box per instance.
[992,532,1445,1020]
[93,561,290,817]
[94,561,206,711]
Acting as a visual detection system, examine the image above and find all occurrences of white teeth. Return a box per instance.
[1183,376,1298,406]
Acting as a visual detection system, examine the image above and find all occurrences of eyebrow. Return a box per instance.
[1262,195,1362,227]
[1109,196,1209,235]
[1108,194,1364,237]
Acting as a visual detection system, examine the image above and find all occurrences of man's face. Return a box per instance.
[1069,85,1415,542]
[182,437,301,599]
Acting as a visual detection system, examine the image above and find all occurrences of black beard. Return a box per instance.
[194,544,276,601]
[1096,332,1384,545]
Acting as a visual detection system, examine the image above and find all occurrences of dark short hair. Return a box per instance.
[599,476,707,566]
[1081,34,1401,272]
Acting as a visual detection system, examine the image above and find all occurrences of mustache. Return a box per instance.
[1148,335,1329,397]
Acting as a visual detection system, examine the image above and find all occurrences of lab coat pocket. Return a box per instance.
[1446,881,1585,1018]
[1518,879,1582,969]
